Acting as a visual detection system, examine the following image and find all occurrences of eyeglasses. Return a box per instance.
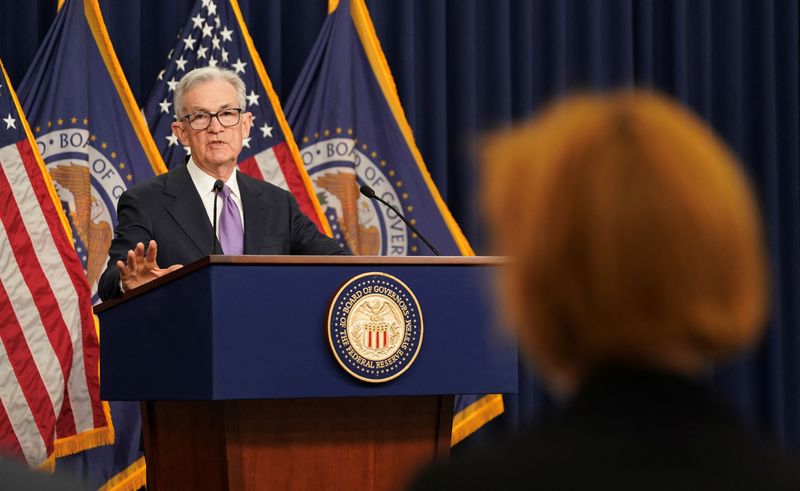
[181,108,243,130]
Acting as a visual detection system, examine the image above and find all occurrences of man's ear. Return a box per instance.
[171,121,189,146]
[241,112,253,138]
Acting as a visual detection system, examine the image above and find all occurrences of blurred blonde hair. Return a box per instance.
[482,91,768,381]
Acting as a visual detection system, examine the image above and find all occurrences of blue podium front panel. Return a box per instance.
[100,259,517,401]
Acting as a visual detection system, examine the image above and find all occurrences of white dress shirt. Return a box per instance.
[186,158,245,236]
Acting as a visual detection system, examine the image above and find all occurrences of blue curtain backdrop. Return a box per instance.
[2,0,798,451]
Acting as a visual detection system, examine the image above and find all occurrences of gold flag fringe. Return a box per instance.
[451,394,505,446]
[98,456,146,491]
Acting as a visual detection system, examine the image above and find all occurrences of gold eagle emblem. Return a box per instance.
[49,163,112,288]
[315,171,380,255]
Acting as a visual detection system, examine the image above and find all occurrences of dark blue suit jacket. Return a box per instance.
[98,164,342,300]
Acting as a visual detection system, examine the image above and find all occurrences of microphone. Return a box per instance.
[359,184,441,256]
[212,179,224,254]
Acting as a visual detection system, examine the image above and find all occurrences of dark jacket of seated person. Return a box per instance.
[411,364,800,490]
[410,91,800,490]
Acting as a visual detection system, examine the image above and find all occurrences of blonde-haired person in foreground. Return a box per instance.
[410,92,800,490]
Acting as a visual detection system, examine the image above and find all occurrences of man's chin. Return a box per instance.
[206,151,237,165]
[193,154,237,172]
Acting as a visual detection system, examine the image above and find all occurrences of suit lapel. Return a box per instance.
[164,165,219,255]
[238,173,269,254]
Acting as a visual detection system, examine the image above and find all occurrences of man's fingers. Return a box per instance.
[134,242,146,260]
[164,264,183,274]
[145,240,157,263]
[120,241,161,282]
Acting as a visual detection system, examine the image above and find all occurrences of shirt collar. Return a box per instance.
[186,158,241,198]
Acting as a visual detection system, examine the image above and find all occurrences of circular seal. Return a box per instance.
[327,272,423,383]
[300,136,410,256]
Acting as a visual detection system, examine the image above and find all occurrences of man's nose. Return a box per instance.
[207,115,224,132]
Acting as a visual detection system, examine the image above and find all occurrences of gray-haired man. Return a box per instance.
[98,67,341,300]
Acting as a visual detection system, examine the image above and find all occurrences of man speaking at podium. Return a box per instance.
[98,67,342,301]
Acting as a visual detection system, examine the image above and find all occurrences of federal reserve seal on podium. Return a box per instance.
[327,272,423,383]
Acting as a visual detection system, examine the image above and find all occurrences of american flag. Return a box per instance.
[0,59,109,468]
[16,0,166,484]
[143,0,331,234]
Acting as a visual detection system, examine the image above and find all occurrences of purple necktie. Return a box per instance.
[218,185,243,255]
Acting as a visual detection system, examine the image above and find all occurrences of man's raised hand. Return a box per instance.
[116,240,183,292]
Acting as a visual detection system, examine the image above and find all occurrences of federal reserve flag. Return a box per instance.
[285,0,472,257]
[0,58,110,468]
[18,0,167,304]
[144,0,331,234]
[284,0,501,443]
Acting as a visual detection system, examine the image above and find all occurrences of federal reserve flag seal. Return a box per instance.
[328,272,423,383]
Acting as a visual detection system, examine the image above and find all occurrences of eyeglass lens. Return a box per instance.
[186,109,241,129]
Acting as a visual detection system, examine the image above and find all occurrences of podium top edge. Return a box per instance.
[94,255,507,313]
[205,255,506,265]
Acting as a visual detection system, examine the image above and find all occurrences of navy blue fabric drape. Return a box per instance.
[2,0,798,451]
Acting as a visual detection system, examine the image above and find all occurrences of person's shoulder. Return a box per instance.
[121,168,173,198]
[123,165,201,203]
[410,432,556,490]
[410,428,800,490]
[237,171,284,191]
[719,432,800,489]
[237,171,293,201]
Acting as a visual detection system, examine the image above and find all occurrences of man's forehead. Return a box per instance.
[184,81,239,110]
[186,100,237,112]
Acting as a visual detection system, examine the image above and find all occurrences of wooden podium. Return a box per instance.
[96,256,517,490]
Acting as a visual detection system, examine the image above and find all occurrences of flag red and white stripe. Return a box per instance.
[238,142,323,223]
[0,62,110,467]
